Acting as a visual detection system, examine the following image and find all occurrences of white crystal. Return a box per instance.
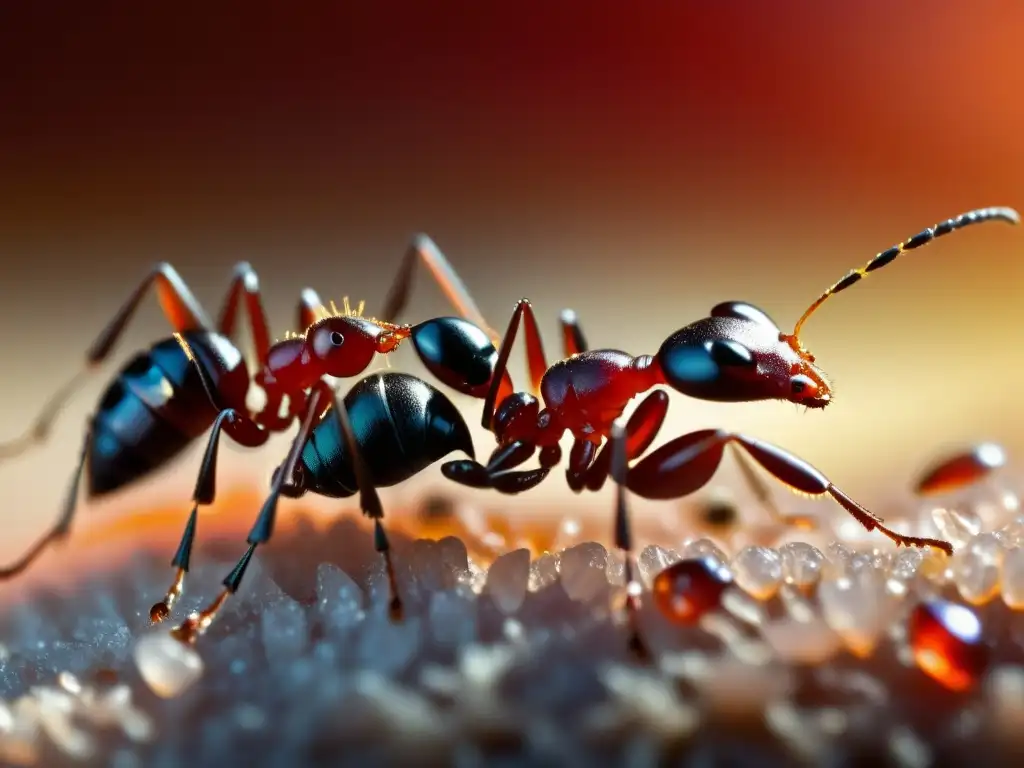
[133,632,204,699]
[779,542,824,588]
[560,542,609,603]
[931,507,982,549]
[260,599,308,661]
[761,618,842,664]
[953,532,1006,605]
[825,542,855,576]
[484,548,530,614]
[1001,546,1024,610]
[721,588,766,626]
[528,552,560,591]
[731,546,783,600]
[778,584,817,623]
[890,548,925,581]
[818,569,895,657]
[429,590,476,648]
[355,615,421,677]
[316,563,365,635]
[637,545,682,587]
[682,538,728,566]
[998,515,1024,548]
[986,665,1024,737]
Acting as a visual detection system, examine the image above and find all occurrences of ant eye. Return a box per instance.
[791,374,815,394]
[706,339,754,367]
[330,332,345,346]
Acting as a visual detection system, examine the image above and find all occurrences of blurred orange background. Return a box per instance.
[1,3,1022,563]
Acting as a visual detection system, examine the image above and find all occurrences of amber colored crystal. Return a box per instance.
[652,556,733,625]
[907,599,990,692]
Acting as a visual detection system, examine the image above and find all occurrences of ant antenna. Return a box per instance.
[784,207,1019,351]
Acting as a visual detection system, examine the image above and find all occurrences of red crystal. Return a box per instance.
[908,599,990,692]
[652,556,732,625]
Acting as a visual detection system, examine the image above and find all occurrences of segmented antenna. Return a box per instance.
[787,206,1020,345]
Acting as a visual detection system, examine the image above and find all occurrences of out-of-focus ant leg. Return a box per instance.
[380,234,498,340]
[0,265,217,579]
[629,430,953,554]
[728,446,817,530]
[609,420,649,660]
[0,263,211,461]
[560,308,588,356]
[482,298,550,426]
[215,262,274,363]
[0,420,92,579]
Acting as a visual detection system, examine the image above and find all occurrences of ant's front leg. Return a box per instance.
[149,409,269,623]
[167,386,326,645]
[628,429,953,554]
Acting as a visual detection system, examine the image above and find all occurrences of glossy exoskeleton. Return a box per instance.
[0,235,514,623]
[168,371,474,643]
[438,206,1020,555]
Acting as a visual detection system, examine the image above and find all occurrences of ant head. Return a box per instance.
[657,301,832,408]
[659,207,1021,410]
[305,316,409,378]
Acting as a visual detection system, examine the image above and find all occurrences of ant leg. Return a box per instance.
[379,234,497,341]
[215,262,274,364]
[560,308,588,356]
[727,445,817,530]
[481,299,550,429]
[629,430,953,554]
[296,288,327,331]
[149,409,269,623]
[320,382,405,621]
[168,386,326,645]
[0,417,92,579]
[442,445,552,495]
[583,391,671,492]
[566,438,599,491]
[0,263,210,461]
[609,420,648,659]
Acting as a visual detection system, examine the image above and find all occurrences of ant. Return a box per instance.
[439,206,1021,556]
[0,236,586,616]
[165,370,474,642]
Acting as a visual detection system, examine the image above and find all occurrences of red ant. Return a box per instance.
[440,207,1021,556]
[0,236,585,622]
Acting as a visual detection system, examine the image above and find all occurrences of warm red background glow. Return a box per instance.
[1,4,1022,562]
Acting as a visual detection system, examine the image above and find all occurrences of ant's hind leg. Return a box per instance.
[0,417,92,579]
[629,429,953,555]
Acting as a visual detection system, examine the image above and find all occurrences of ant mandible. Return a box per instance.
[440,206,1021,556]
[0,236,583,610]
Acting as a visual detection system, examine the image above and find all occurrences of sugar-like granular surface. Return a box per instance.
[1,496,1023,768]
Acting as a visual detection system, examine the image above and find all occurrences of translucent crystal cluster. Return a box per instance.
[0,489,1020,767]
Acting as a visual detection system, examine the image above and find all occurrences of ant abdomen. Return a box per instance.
[297,372,475,497]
